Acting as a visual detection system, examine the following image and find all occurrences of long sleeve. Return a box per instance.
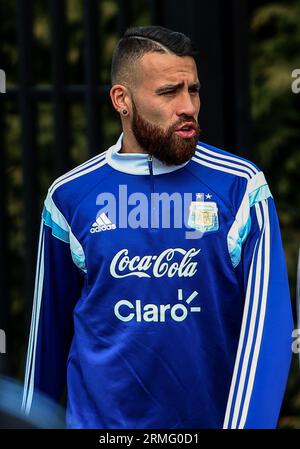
[224,189,294,428]
[22,192,83,415]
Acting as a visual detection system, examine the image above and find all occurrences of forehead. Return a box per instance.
[136,52,198,87]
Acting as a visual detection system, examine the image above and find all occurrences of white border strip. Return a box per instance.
[195,150,255,178]
[22,224,45,414]
[223,201,265,428]
[22,220,44,412]
[231,203,264,428]
[192,156,250,179]
[49,151,107,195]
[196,145,258,175]
[238,200,270,428]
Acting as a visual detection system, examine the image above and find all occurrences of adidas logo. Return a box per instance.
[90,213,116,233]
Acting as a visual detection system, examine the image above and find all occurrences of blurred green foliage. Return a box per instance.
[1,0,299,428]
[250,0,300,428]
[2,0,151,386]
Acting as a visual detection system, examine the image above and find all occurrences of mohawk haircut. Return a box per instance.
[111,25,197,86]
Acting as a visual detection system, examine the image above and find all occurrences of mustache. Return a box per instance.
[170,117,199,131]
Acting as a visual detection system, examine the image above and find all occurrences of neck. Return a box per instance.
[120,128,147,154]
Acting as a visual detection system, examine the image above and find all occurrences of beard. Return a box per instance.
[131,100,201,166]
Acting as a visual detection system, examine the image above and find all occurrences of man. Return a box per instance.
[22,25,293,429]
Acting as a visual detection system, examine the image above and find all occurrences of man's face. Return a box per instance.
[129,52,201,165]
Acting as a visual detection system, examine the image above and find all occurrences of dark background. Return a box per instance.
[0,0,299,427]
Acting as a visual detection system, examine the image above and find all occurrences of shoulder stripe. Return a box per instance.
[227,188,251,268]
[227,171,271,268]
[49,151,107,195]
[192,155,250,179]
[195,150,255,178]
[49,154,108,196]
[43,192,87,272]
[42,207,69,243]
[196,144,258,175]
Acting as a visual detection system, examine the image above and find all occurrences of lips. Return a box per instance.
[175,122,197,139]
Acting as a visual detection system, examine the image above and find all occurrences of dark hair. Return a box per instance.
[111,25,197,85]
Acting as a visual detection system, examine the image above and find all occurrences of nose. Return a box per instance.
[176,91,200,118]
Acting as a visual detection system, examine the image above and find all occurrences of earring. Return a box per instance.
[121,109,128,116]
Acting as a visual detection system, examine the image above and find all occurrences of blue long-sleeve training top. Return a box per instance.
[22,135,294,429]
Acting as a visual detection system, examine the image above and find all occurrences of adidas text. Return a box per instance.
[90,223,116,233]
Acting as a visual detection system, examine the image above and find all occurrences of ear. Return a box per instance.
[110,84,131,115]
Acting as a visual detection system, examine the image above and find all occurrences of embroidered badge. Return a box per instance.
[188,193,219,233]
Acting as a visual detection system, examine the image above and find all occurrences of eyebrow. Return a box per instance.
[155,81,201,94]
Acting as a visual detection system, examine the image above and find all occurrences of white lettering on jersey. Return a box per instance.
[110,248,200,279]
[114,290,201,323]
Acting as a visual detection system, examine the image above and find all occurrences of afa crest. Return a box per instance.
[188,200,219,233]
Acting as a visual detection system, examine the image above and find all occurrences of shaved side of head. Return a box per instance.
[111,26,197,89]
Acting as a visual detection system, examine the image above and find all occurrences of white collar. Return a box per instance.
[105,134,190,175]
